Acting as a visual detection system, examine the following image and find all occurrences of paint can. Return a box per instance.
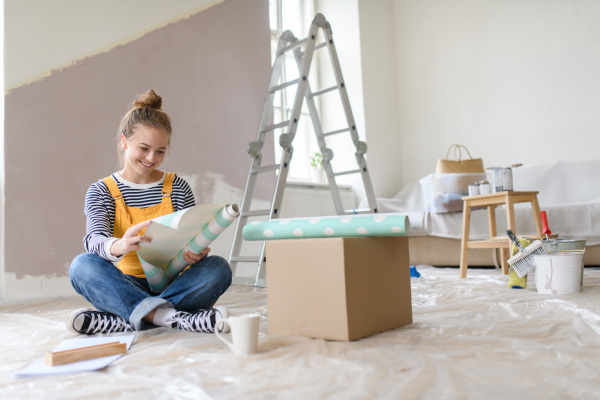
[479,182,491,194]
[489,167,513,192]
[541,239,586,287]
[533,253,583,294]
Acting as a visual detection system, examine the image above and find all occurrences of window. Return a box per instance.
[269,0,321,183]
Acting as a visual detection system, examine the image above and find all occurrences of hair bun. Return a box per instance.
[132,89,162,110]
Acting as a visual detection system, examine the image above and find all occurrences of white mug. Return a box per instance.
[215,313,260,356]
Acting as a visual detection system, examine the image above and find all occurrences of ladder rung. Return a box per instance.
[261,120,290,133]
[278,38,327,56]
[240,209,271,217]
[296,41,328,58]
[231,256,260,263]
[269,78,300,93]
[252,164,280,174]
[323,127,350,137]
[309,85,338,98]
[277,37,308,55]
[333,169,361,177]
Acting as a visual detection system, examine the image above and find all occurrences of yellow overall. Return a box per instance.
[103,173,175,278]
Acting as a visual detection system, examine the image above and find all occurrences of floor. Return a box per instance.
[1,265,600,400]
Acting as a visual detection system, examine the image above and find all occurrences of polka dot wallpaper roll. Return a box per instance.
[243,214,410,241]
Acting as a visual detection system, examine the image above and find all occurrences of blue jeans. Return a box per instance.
[69,253,232,331]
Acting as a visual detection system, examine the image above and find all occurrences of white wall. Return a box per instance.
[0,0,5,300]
[313,0,600,199]
[389,0,600,189]
[314,0,370,201]
[357,0,402,198]
[5,0,221,91]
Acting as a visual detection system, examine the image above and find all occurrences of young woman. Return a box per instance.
[68,90,232,334]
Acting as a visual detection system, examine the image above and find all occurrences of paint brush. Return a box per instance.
[506,230,547,277]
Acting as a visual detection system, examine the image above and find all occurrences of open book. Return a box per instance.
[137,203,239,293]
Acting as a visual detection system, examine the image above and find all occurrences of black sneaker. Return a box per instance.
[67,308,134,335]
[165,306,229,333]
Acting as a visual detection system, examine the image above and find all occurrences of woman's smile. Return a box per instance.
[120,125,169,184]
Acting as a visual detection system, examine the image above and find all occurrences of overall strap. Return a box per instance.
[102,176,124,200]
[162,172,175,198]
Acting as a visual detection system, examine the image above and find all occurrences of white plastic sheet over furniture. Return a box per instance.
[2,266,600,399]
[363,159,600,246]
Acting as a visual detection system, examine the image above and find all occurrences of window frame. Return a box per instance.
[269,0,320,183]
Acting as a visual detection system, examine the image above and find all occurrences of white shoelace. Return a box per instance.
[86,313,134,334]
[168,310,216,333]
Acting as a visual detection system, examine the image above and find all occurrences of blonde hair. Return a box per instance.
[117,90,172,167]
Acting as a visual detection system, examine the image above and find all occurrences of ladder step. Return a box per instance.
[333,169,361,177]
[252,164,280,174]
[269,78,300,93]
[296,41,328,58]
[261,120,290,133]
[322,127,350,137]
[309,84,338,98]
[278,38,327,56]
[231,256,260,263]
[240,209,271,217]
[277,37,308,55]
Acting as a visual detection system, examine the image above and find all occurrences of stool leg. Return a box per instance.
[506,195,516,232]
[530,196,543,239]
[487,205,497,239]
[460,201,471,279]
[500,246,509,275]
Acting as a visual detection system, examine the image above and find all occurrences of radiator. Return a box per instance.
[279,182,356,218]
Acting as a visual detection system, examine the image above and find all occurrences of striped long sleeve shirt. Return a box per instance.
[83,172,195,262]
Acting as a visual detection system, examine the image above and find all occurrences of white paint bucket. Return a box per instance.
[534,253,583,294]
[541,239,586,287]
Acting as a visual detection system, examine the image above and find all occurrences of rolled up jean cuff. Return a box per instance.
[129,297,173,331]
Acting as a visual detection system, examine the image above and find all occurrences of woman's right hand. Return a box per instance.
[110,220,152,257]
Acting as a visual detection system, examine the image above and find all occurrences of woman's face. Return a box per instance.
[120,125,169,184]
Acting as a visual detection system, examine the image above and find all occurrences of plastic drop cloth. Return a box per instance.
[2,266,600,400]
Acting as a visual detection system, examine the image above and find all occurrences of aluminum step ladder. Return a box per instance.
[229,13,378,287]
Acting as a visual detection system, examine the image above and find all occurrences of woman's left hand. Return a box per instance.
[183,247,210,265]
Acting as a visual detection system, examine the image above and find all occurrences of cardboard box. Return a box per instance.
[266,236,412,341]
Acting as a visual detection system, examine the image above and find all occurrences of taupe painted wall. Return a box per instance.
[5,0,271,278]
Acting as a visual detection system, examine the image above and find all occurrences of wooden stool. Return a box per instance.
[459,191,543,278]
